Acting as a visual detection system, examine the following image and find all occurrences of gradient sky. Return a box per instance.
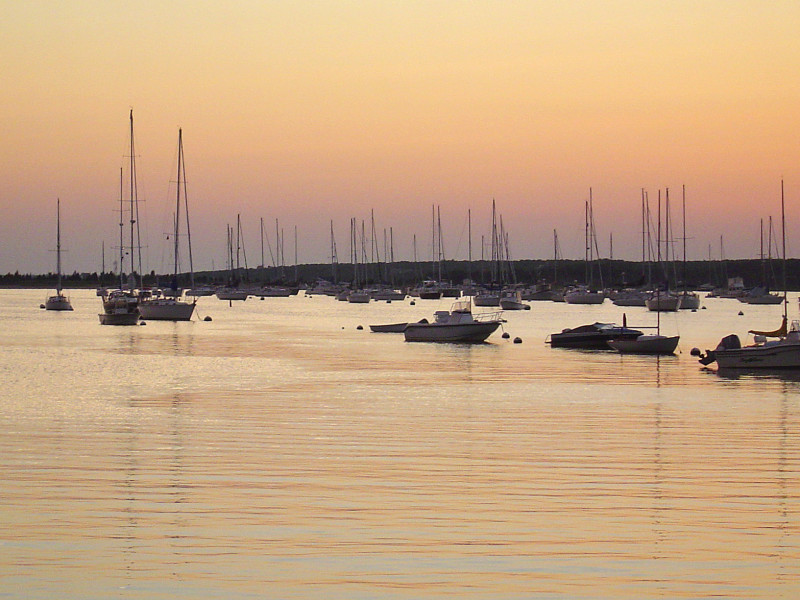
[3,1,800,276]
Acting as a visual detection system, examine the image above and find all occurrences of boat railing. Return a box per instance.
[473,310,503,323]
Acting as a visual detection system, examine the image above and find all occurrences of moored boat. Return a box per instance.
[547,321,643,349]
[404,299,502,343]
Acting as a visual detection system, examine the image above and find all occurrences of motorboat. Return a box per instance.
[692,181,796,370]
[547,322,643,349]
[404,299,502,343]
[692,317,800,369]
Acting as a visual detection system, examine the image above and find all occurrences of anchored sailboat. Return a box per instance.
[44,198,73,311]
[138,128,197,321]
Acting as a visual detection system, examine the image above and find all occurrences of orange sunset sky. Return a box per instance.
[3,1,800,276]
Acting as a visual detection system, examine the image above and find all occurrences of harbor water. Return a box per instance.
[2,288,799,599]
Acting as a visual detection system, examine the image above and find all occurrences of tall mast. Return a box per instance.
[468,208,472,282]
[56,198,62,293]
[781,179,787,322]
[173,129,182,281]
[118,167,124,289]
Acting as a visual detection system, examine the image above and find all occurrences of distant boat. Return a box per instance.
[44,199,73,312]
[499,289,528,310]
[404,299,502,343]
[564,285,605,305]
[138,128,197,321]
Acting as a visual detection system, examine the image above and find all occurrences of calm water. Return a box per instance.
[2,288,799,599]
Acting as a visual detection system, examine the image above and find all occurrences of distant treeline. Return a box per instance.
[4,258,799,291]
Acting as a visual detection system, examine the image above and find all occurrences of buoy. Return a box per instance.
[502,332,510,339]
[524,305,531,310]
[702,306,707,309]
[410,300,415,305]
[513,337,522,344]
[140,321,146,326]
[738,311,744,316]
[691,308,697,312]
[260,297,265,301]
[39,304,45,309]
[357,325,363,330]
[204,315,212,322]
[386,300,391,304]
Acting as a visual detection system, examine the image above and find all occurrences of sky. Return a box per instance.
[3,1,800,276]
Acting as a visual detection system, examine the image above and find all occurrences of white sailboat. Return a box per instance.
[564,189,605,304]
[138,128,197,321]
[44,199,73,311]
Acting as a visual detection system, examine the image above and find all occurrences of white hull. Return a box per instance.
[138,299,196,321]
[715,342,800,369]
[216,289,249,301]
[678,292,701,310]
[45,294,73,311]
[646,295,680,312]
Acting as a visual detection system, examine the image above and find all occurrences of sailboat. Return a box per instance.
[564,189,605,304]
[138,128,197,321]
[693,180,800,369]
[609,190,679,355]
[99,110,141,326]
[44,198,73,311]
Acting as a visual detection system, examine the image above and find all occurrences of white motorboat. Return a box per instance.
[692,181,796,370]
[404,299,503,343]
[693,318,800,369]
[44,199,73,312]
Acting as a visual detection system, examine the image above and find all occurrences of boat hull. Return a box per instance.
[549,330,642,349]
[45,295,73,311]
[608,335,679,355]
[98,311,140,326]
[404,321,500,343]
[138,299,196,321]
[564,291,605,304]
[714,343,800,369]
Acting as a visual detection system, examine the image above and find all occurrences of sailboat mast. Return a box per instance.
[781,179,787,322]
[173,129,182,280]
[56,198,62,293]
[118,167,124,289]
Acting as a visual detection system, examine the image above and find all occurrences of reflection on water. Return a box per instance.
[1,289,800,599]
